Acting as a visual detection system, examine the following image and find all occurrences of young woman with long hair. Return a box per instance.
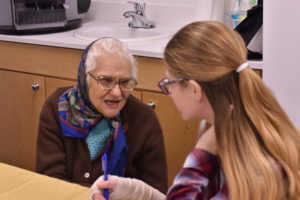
[90,21,300,200]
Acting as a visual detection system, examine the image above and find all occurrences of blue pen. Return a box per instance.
[101,153,109,200]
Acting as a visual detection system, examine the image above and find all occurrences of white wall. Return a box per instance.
[264,0,300,128]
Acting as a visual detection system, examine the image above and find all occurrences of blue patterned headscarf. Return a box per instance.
[57,39,128,176]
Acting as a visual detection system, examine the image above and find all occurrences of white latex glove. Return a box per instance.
[89,175,166,200]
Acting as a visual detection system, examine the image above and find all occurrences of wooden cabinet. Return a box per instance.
[0,70,45,171]
[143,92,199,185]
[45,77,74,98]
[0,41,201,186]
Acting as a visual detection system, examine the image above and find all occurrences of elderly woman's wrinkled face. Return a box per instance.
[88,52,132,118]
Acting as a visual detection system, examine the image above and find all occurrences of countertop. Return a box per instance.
[0,20,172,59]
[0,21,262,70]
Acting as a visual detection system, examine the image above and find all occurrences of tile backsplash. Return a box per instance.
[87,0,226,28]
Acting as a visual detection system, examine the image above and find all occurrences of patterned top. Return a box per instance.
[166,148,228,200]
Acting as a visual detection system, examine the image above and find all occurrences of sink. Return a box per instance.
[73,21,175,42]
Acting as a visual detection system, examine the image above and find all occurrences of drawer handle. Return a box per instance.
[31,84,40,91]
[146,102,156,109]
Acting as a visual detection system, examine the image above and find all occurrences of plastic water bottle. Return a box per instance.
[230,0,240,28]
[239,0,252,22]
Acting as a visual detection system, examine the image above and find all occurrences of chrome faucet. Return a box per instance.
[123,1,156,29]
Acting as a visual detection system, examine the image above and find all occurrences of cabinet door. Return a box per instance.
[142,91,200,186]
[45,77,75,98]
[130,90,142,100]
[0,70,45,171]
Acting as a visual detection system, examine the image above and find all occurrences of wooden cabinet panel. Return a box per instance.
[130,90,142,100]
[0,41,166,92]
[142,91,200,186]
[0,70,46,171]
[45,77,75,98]
[135,57,165,92]
[0,41,82,80]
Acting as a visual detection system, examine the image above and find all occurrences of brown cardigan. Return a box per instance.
[36,87,168,193]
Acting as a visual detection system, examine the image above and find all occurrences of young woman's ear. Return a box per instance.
[188,80,203,101]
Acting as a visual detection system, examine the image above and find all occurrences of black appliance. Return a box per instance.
[0,0,91,34]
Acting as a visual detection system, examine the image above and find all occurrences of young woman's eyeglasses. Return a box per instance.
[157,77,188,95]
[88,73,137,92]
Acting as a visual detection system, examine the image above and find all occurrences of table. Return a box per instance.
[0,163,89,200]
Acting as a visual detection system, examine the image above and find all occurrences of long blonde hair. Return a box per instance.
[164,21,300,200]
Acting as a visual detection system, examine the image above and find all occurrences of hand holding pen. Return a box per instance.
[101,153,109,200]
[90,176,118,200]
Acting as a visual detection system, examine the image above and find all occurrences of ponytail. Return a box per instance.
[238,67,300,199]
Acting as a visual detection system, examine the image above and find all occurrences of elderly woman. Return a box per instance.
[36,37,168,193]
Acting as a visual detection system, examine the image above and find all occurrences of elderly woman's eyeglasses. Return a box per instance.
[88,73,137,92]
[158,78,188,95]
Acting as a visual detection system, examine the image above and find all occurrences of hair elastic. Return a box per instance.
[236,62,249,73]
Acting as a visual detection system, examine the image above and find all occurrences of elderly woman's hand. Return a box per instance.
[89,175,118,200]
[195,122,218,155]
